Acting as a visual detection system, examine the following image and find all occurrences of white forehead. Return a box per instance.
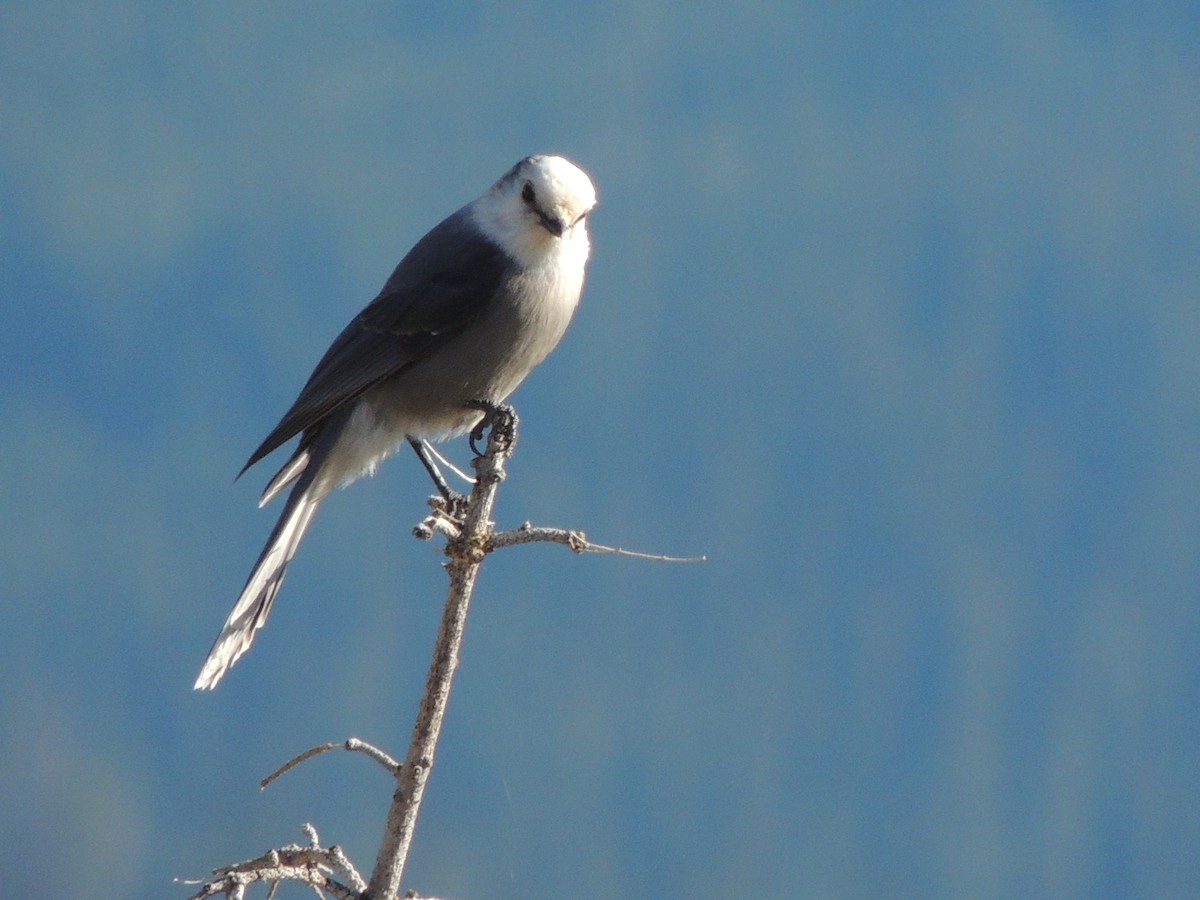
[523,155,597,211]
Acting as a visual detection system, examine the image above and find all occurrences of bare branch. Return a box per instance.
[180,826,365,900]
[261,738,400,790]
[259,743,339,790]
[190,405,700,899]
[572,541,707,563]
[366,408,518,899]
[490,522,706,562]
[412,499,463,542]
[325,844,368,895]
[341,737,401,775]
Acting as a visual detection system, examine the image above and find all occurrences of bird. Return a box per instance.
[194,155,597,689]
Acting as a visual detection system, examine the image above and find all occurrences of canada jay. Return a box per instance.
[195,155,597,689]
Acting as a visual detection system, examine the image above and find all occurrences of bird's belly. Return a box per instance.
[325,281,577,487]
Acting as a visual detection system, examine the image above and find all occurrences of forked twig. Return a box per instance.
[179,825,365,900]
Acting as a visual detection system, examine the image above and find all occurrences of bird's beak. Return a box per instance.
[536,209,566,237]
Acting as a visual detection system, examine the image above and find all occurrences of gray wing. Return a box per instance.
[240,206,512,476]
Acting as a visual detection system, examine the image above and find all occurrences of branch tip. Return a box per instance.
[490,523,704,562]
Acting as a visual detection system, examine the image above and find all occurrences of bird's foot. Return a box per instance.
[414,489,469,540]
[437,488,471,521]
[466,400,518,457]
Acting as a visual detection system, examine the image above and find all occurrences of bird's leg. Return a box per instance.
[408,438,467,509]
[466,400,518,457]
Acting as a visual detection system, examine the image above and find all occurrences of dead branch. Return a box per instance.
[261,738,400,790]
[489,522,706,562]
[180,825,365,900]
[364,406,517,898]
[187,407,703,898]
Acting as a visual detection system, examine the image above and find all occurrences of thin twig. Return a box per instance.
[260,738,400,790]
[260,744,339,789]
[342,737,401,775]
[490,522,706,562]
[576,541,707,563]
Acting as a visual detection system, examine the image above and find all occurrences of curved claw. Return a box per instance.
[465,399,518,457]
[469,421,487,457]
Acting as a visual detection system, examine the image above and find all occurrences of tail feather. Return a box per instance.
[259,447,310,507]
[194,482,323,690]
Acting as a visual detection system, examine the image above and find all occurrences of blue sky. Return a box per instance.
[2,3,1199,898]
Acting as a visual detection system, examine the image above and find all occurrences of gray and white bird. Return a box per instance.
[195,155,597,689]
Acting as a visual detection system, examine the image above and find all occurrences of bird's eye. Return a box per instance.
[521,182,535,206]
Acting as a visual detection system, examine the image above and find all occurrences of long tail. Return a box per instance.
[194,456,325,690]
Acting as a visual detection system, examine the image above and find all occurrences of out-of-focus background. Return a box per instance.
[3,3,1198,898]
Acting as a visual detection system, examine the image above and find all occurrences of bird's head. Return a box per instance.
[476,155,597,268]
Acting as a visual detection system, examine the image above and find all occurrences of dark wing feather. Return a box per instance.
[240,207,511,476]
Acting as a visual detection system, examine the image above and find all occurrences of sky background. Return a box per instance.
[2,2,1199,898]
